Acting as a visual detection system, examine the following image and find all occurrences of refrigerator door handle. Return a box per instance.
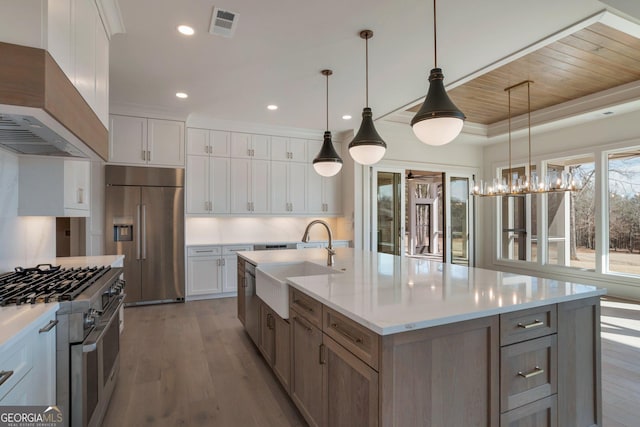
[136,204,141,260]
[141,204,147,260]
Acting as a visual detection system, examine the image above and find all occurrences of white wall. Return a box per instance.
[0,148,55,272]
[347,120,483,250]
[480,109,640,299]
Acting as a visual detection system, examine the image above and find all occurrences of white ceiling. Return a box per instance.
[110,0,621,134]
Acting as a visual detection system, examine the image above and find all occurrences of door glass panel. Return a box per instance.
[377,172,401,255]
[450,177,469,265]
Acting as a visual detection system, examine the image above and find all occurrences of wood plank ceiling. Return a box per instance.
[408,23,640,125]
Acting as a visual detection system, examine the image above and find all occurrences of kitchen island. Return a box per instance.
[237,248,605,427]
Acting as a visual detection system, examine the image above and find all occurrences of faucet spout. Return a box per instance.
[301,220,335,266]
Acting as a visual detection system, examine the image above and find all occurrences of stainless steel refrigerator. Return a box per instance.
[105,165,185,304]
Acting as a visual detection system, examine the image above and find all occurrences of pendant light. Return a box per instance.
[348,30,387,165]
[313,69,343,177]
[411,0,466,146]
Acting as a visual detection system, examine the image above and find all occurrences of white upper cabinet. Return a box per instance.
[271,161,307,214]
[47,0,73,78]
[147,119,185,166]
[271,137,307,162]
[187,129,230,157]
[109,115,185,167]
[19,157,90,217]
[231,158,270,214]
[73,0,97,109]
[231,133,270,160]
[109,115,147,165]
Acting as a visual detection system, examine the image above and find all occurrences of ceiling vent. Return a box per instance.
[209,7,239,38]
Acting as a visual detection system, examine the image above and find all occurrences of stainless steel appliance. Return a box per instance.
[0,264,125,427]
[253,243,297,250]
[243,262,259,344]
[105,165,185,305]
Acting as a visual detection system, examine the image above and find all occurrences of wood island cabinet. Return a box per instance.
[236,259,601,427]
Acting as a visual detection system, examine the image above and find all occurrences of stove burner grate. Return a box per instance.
[0,265,111,306]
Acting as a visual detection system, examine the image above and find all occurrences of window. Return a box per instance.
[498,166,537,262]
[545,157,596,270]
[608,149,640,276]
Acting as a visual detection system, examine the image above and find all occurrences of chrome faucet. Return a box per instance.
[302,219,335,266]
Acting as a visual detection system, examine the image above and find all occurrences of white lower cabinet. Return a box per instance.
[186,245,252,298]
[0,309,57,405]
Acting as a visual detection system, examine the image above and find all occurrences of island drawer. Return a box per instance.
[500,305,557,345]
[289,288,322,328]
[0,332,34,401]
[500,334,557,412]
[500,394,557,427]
[323,306,379,371]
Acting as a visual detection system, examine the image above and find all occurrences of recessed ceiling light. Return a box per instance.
[177,25,195,36]
[267,105,278,111]
[342,115,352,120]
[176,92,188,99]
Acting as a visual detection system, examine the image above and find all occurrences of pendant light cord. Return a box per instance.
[508,87,512,191]
[527,81,532,186]
[433,0,437,68]
[365,35,369,107]
[325,72,329,131]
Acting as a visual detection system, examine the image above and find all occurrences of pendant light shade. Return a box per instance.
[313,131,343,177]
[313,69,343,177]
[348,30,386,165]
[411,0,465,146]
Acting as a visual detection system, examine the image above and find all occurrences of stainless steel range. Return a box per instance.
[0,264,125,427]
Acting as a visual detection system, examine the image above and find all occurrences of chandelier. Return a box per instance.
[472,80,578,197]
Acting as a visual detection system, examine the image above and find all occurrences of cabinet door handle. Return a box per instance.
[147,150,151,161]
[194,250,214,253]
[39,319,58,333]
[293,316,312,333]
[142,150,146,161]
[221,258,226,266]
[77,188,83,204]
[517,320,545,329]
[251,202,254,211]
[518,366,545,379]
[319,343,326,365]
[0,370,14,387]
[330,322,363,344]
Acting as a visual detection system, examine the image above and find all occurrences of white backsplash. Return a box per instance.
[185,217,352,245]
[0,149,56,272]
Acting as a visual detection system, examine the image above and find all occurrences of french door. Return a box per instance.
[371,168,406,256]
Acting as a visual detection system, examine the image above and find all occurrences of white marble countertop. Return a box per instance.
[0,303,59,348]
[239,248,606,335]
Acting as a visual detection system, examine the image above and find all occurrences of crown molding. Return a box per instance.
[95,0,126,39]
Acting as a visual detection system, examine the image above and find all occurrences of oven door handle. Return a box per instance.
[82,296,125,353]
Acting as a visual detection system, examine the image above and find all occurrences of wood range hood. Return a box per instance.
[0,42,108,161]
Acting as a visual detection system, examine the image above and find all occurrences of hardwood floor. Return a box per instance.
[601,297,640,427]
[102,297,640,427]
[101,298,305,427]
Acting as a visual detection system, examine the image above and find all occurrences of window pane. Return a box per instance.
[608,150,640,276]
[499,166,536,261]
[546,158,595,270]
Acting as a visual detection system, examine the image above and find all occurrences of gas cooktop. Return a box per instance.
[0,264,112,306]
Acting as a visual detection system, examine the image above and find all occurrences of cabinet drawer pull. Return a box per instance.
[293,299,314,313]
[293,316,312,333]
[331,322,363,344]
[517,320,545,329]
[0,370,14,387]
[319,343,326,365]
[517,366,545,379]
[39,319,58,333]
